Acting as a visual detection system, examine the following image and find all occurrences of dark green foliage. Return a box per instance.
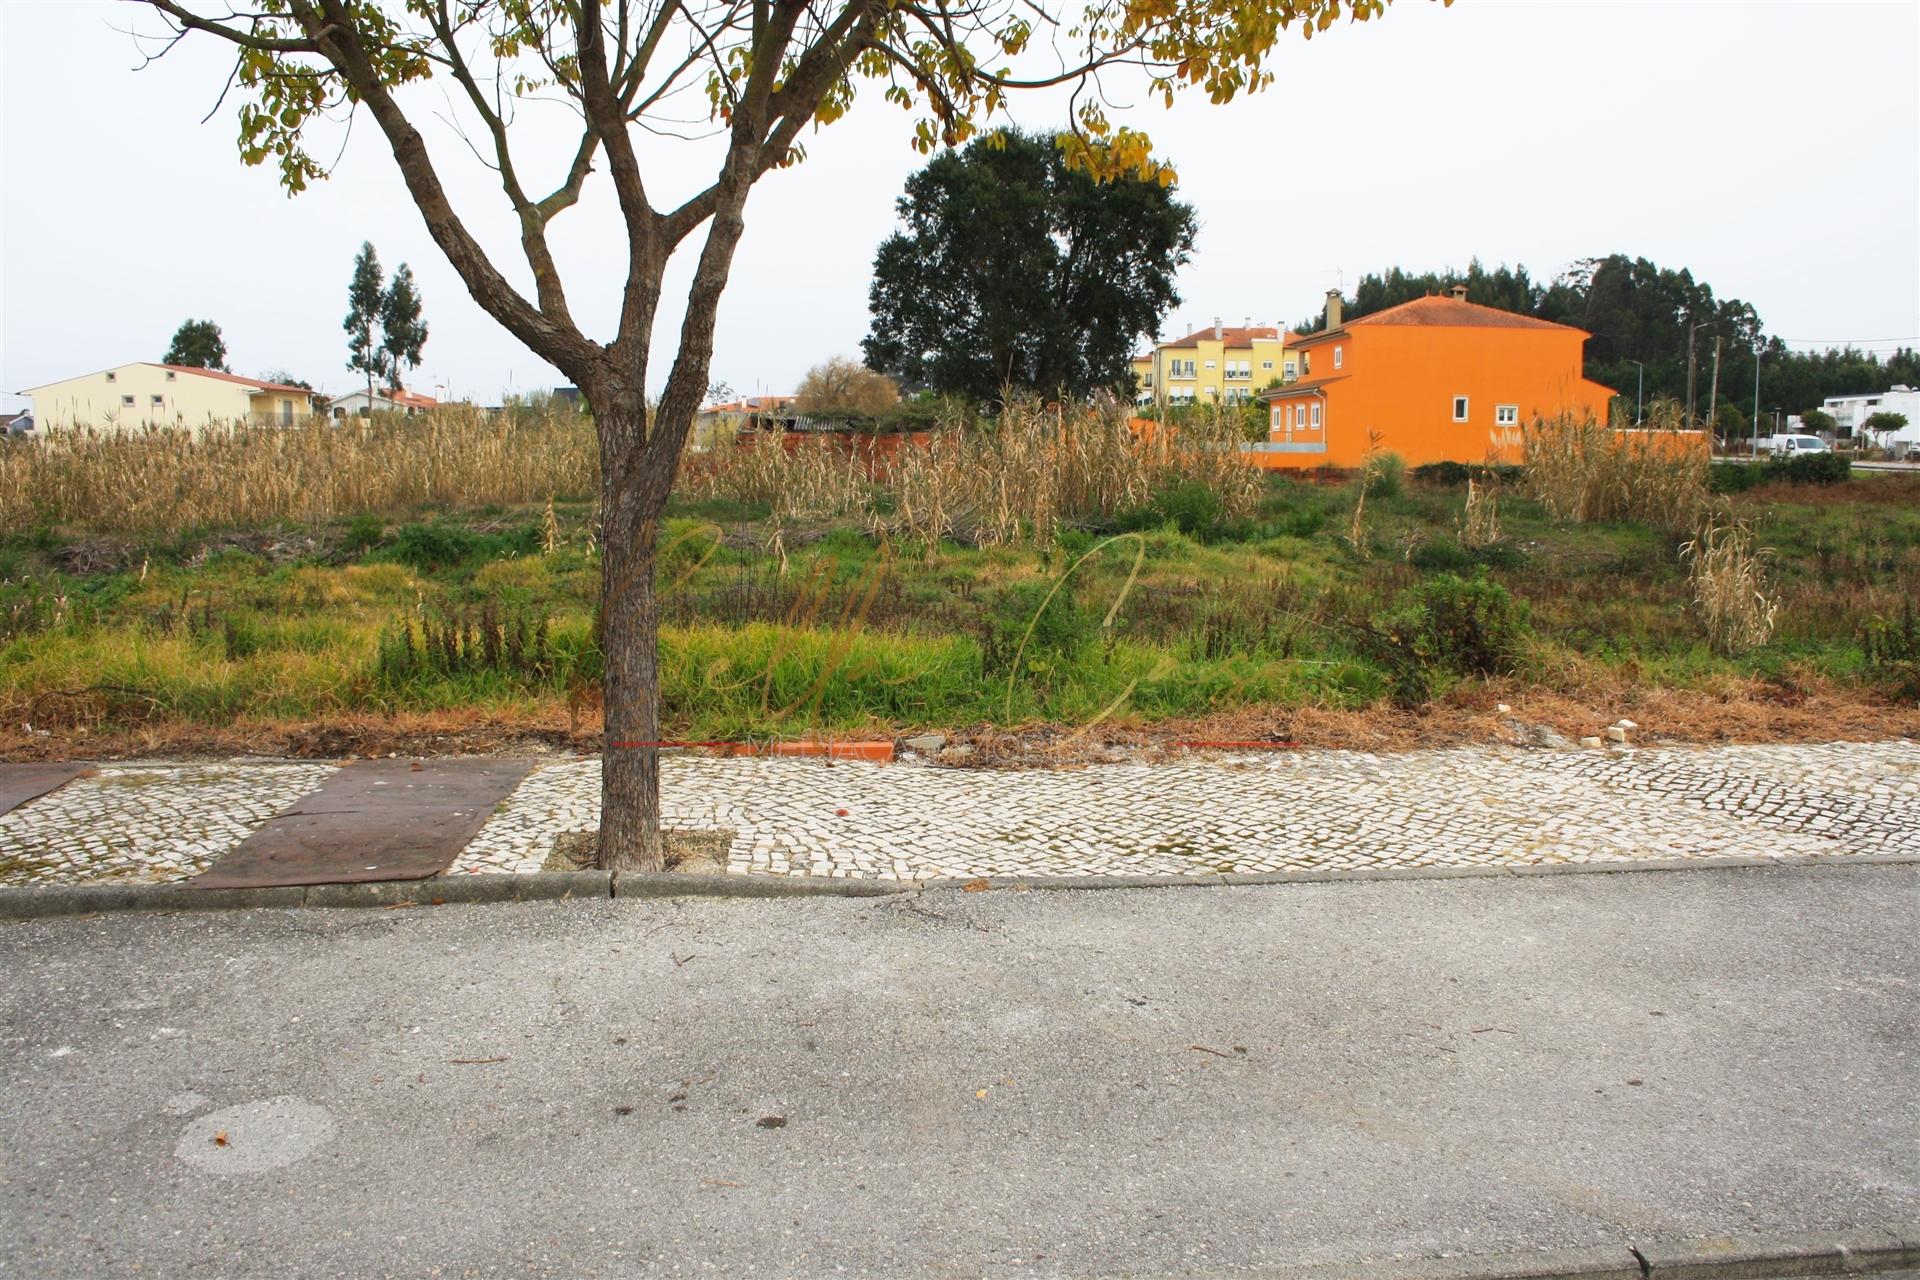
[1709,463,1769,494]
[1860,599,1920,701]
[343,515,385,553]
[380,520,541,570]
[379,263,429,389]
[375,603,551,685]
[221,614,264,661]
[1710,455,1849,490]
[1772,451,1850,485]
[981,580,1093,679]
[345,242,384,394]
[863,129,1197,402]
[1410,538,1472,573]
[163,319,229,371]
[1380,573,1531,682]
[1115,480,1237,541]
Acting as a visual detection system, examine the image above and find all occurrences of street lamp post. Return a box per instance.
[1630,360,1644,425]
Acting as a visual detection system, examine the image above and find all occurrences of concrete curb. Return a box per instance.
[1,852,1913,921]
[1251,1225,1917,1279]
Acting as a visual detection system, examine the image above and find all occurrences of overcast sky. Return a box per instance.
[3,0,1917,412]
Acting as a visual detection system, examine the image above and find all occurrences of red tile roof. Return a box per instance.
[1158,325,1287,349]
[154,364,316,396]
[1259,374,1350,399]
[1345,296,1579,332]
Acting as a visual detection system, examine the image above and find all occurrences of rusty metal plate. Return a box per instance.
[0,759,90,821]
[192,759,534,889]
[0,763,92,817]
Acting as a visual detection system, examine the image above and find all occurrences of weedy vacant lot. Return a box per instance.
[2,404,1916,760]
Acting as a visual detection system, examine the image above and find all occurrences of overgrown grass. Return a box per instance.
[4,406,1917,740]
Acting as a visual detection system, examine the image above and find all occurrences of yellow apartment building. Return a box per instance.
[1132,320,1302,408]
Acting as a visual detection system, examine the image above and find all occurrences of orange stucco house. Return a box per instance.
[1252,286,1617,470]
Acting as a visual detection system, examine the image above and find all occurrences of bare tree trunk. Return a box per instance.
[598,469,664,872]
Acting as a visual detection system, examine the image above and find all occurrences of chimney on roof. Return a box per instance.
[1324,289,1342,331]
[1213,316,1223,341]
[1450,283,1469,302]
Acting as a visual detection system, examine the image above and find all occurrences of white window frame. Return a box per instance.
[1495,404,1519,426]
[120,394,135,407]
[1452,396,1470,423]
[1333,346,1344,369]
[1203,359,1217,370]
[1310,402,1322,428]
[1261,360,1274,370]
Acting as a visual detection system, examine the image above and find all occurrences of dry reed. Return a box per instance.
[1681,515,1779,656]
[681,397,1259,546]
[0,405,597,533]
[1522,403,1708,534]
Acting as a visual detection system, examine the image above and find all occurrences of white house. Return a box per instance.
[17,363,318,433]
[1822,385,1920,453]
[329,388,440,419]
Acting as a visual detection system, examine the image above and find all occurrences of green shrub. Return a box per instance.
[1708,463,1767,494]
[1370,452,1407,500]
[1383,572,1531,678]
[381,520,542,570]
[1771,451,1851,485]
[1115,479,1249,542]
[1861,599,1920,700]
[343,515,385,553]
[981,579,1093,678]
[1410,537,1473,573]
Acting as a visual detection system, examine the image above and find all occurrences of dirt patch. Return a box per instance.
[2,682,1914,768]
[543,829,734,873]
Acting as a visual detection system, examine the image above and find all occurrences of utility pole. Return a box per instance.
[1630,360,1645,425]
[1752,346,1762,457]
[1685,321,1699,427]
[1706,336,1723,438]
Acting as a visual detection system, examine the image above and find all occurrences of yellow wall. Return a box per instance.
[1135,334,1297,407]
[23,364,313,433]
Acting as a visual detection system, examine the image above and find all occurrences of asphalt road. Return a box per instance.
[3,865,1915,1278]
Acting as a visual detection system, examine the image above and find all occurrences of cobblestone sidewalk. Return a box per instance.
[3,740,1916,888]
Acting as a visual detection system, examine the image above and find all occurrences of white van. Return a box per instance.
[1758,433,1829,458]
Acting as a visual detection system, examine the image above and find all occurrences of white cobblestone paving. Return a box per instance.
[0,762,338,886]
[2,742,1914,887]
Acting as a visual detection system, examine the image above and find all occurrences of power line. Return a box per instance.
[1773,335,1920,345]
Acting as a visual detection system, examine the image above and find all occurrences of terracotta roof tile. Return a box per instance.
[1259,374,1350,398]
[154,364,316,395]
[1345,296,1580,333]
[1158,325,1286,350]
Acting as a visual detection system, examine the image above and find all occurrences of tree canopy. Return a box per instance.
[1303,254,1918,416]
[141,0,1422,871]
[345,243,430,394]
[793,356,900,416]
[344,242,385,397]
[163,318,228,370]
[379,263,430,389]
[864,129,1196,402]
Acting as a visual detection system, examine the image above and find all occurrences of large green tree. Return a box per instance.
[163,318,229,370]
[344,242,385,404]
[140,0,1420,870]
[863,129,1196,402]
[379,262,430,391]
